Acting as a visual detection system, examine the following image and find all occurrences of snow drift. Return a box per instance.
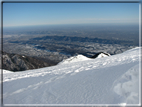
[2,47,141,106]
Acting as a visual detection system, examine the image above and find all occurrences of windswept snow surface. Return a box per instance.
[2,47,141,105]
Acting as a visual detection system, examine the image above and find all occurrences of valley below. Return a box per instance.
[1,24,139,71]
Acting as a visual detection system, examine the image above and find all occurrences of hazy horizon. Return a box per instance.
[3,23,139,30]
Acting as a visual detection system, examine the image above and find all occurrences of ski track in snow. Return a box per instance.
[2,47,141,105]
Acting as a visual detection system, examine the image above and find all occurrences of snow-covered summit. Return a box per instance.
[59,54,91,64]
[2,47,141,105]
[97,53,109,58]
[94,52,111,58]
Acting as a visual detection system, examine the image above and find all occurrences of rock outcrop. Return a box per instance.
[90,52,111,59]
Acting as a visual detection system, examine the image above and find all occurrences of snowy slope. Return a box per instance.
[2,47,141,106]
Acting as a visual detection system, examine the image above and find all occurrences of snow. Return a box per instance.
[22,56,25,58]
[1,69,13,74]
[1,47,141,106]
[96,52,110,58]
[113,64,139,104]
[59,54,91,64]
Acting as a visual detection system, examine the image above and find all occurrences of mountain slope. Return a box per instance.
[2,47,141,105]
[1,52,55,71]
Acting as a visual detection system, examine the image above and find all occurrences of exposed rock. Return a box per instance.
[90,52,111,59]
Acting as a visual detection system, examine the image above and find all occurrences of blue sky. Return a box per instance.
[3,2,139,27]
